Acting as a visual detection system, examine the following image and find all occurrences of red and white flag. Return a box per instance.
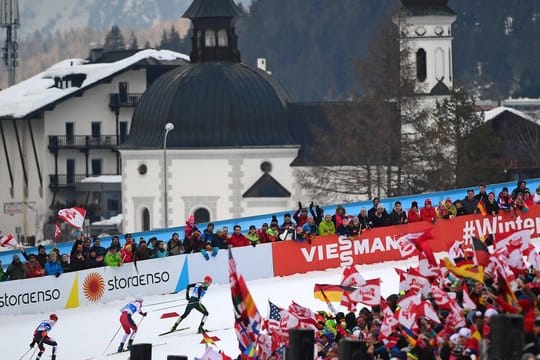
[396,232,423,258]
[397,292,422,329]
[0,233,17,248]
[340,266,365,287]
[288,301,318,329]
[349,278,381,306]
[58,207,86,229]
[379,298,399,338]
[495,229,531,253]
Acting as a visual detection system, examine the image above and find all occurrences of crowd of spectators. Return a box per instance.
[1,180,539,283]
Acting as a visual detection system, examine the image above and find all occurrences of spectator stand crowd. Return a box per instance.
[1,179,540,285]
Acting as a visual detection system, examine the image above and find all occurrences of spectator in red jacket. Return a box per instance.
[420,199,437,223]
[24,254,45,278]
[408,201,421,223]
[293,202,309,227]
[229,225,250,247]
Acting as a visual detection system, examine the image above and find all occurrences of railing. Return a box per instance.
[109,93,143,108]
[49,173,117,188]
[48,135,119,150]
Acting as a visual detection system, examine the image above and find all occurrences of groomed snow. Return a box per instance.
[0,259,417,359]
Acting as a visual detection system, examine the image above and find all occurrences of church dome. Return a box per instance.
[124,62,296,148]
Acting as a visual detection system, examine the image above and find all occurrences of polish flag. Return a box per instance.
[58,207,86,229]
[0,233,17,248]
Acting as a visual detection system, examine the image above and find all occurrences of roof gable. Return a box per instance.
[243,173,291,198]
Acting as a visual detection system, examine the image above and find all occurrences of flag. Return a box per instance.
[0,233,17,249]
[348,278,381,306]
[417,253,439,277]
[229,249,262,354]
[54,220,62,241]
[442,257,484,283]
[396,232,421,258]
[266,300,294,345]
[58,207,86,229]
[471,236,490,267]
[397,292,422,329]
[403,229,437,267]
[196,347,233,360]
[448,240,466,263]
[477,201,487,216]
[494,229,531,253]
[528,247,540,271]
[313,284,345,302]
[462,286,477,310]
[200,332,220,345]
[340,266,365,287]
[379,298,399,339]
[288,301,319,329]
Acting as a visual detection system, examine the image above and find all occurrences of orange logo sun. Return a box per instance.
[83,272,105,302]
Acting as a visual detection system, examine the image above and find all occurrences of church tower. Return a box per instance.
[395,0,456,96]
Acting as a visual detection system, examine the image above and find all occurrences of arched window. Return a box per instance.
[416,49,427,82]
[435,48,444,80]
[142,207,150,231]
[193,208,210,223]
[217,29,228,47]
[205,30,216,47]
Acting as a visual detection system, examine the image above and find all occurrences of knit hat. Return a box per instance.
[484,308,498,318]
[425,199,432,205]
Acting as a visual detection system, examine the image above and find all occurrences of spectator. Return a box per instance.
[24,254,45,278]
[267,223,280,242]
[184,214,197,240]
[407,201,421,223]
[104,247,122,267]
[438,198,457,219]
[309,202,324,225]
[60,254,70,273]
[135,240,152,260]
[511,180,529,200]
[336,217,352,236]
[357,208,371,229]
[167,232,184,256]
[257,223,273,243]
[462,190,479,215]
[184,229,204,253]
[279,224,296,241]
[229,225,250,247]
[513,193,529,214]
[6,254,26,280]
[367,198,380,224]
[213,228,229,249]
[20,244,48,268]
[222,226,230,241]
[246,225,260,246]
[0,261,7,281]
[303,216,318,236]
[534,185,540,205]
[280,214,295,231]
[484,192,499,216]
[85,249,103,269]
[350,217,362,236]
[332,205,346,229]
[295,226,308,243]
[454,199,466,216]
[474,183,489,204]
[110,235,122,252]
[202,223,216,244]
[420,199,437,223]
[120,242,135,263]
[524,190,534,207]
[293,202,309,227]
[148,237,158,251]
[70,243,86,271]
[371,204,391,228]
[318,214,336,236]
[498,187,513,213]
[152,241,168,258]
[82,237,92,259]
[389,201,408,225]
[44,252,63,277]
[90,237,107,257]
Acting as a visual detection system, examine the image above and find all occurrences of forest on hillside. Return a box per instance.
[2,0,540,102]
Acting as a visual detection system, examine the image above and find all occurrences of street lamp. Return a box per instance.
[163,122,174,228]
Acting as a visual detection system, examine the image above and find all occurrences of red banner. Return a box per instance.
[272,207,540,277]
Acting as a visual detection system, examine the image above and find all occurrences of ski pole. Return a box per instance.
[102,325,122,356]
[144,298,187,307]
[150,301,197,312]
[17,346,33,360]
[27,336,44,360]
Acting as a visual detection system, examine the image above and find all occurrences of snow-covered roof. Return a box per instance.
[0,49,189,119]
[482,106,538,124]
[91,213,123,226]
[80,175,121,183]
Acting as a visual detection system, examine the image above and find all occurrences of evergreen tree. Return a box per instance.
[103,25,126,51]
[128,31,139,50]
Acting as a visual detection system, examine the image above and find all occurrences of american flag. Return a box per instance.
[267,300,282,331]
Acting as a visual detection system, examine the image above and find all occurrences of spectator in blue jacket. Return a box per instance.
[44,252,63,277]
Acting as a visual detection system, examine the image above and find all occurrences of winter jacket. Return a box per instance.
[257,229,273,243]
[167,238,184,256]
[44,260,63,277]
[104,251,122,267]
[152,247,168,258]
[246,233,260,245]
[462,197,479,215]
[229,233,250,247]
[302,222,318,235]
[390,209,407,225]
[484,199,499,215]
[25,262,45,278]
[408,209,421,223]
[318,220,336,236]
[420,206,437,223]
[7,261,26,280]
[293,209,308,227]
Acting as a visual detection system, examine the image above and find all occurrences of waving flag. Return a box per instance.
[340,266,365,287]
[348,278,381,306]
[472,236,490,267]
[0,233,17,249]
[494,229,531,253]
[397,292,422,329]
[288,301,318,329]
[228,249,262,355]
[58,207,86,228]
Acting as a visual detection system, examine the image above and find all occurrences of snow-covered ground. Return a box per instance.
[1,258,417,359]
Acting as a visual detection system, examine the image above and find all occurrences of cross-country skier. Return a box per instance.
[29,313,58,360]
[118,295,147,352]
[170,275,212,333]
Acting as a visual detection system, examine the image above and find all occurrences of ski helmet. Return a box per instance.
[49,313,58,322]
[204,275,213,284]
[135,295,143,303]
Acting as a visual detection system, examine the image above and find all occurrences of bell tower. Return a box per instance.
[394,0,456,96]
[183,0,244,63]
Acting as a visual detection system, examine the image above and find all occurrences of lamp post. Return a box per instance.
[163,122,174,229]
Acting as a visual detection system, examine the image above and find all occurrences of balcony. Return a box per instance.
[48,135,119,151]
[109,93,143,109]
[49,173,117,190]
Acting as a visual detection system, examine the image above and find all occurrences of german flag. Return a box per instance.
[477,201,487,216]
[313,284,344,303]
[472,236,490,267]
[442,257,484,283]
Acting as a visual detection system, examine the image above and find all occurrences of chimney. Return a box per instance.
[89,48,104,63]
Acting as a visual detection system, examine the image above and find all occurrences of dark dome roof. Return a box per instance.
[125,62,296,148]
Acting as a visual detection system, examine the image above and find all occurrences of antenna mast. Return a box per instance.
[0,0,19,86]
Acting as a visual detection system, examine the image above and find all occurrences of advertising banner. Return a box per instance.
[272,207,540,276]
